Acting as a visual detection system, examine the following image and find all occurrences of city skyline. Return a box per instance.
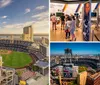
[50,43,100,55]
[0,0,49,34]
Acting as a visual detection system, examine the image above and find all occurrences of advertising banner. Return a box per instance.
[83,1,91,41]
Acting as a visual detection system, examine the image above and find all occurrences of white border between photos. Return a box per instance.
[49,0,50,85]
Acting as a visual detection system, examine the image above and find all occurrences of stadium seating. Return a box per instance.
[0,39,46,62]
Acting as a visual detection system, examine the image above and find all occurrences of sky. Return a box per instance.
[50,43,100,55]
[0,0,49,34]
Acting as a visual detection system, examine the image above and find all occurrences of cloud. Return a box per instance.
[35,5,46,10]
[0,21,35,34]
[3,21,34,29]
[1,16,7,19]
[34,20,49,34]
[25,8,31,14]
[0,0,12,8]
[32,10,49,20]
[0,19,49,34]
[0,11,49,34]
[31,10,49,33]
[2,22,7,24]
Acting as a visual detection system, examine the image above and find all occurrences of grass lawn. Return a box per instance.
[1,51,32,68]
[79,66,87,73]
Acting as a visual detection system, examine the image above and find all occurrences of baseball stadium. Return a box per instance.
[0,40,46,68]
[0,26,49,85]
[0,26,46,68]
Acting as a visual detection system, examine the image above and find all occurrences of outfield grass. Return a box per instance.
[79,66,87,73]
[1,51,32,68]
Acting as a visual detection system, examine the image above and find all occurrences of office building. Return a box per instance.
[0,67,15,85]
[0,56,15,85]
[39,44,49,57]
[42,37,49,46]
[77,71,87,85]
[55,56,60,64]
[23,25,33,42]
[72,66,78,78]
[86,72,100,85]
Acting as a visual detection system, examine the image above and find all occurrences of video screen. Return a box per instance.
[91,12,97,17]
[56,12,64,17]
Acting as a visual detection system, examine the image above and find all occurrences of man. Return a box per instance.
[75,13,80,28]
[60,13,65,30]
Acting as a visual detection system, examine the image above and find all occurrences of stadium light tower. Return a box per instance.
[0,56,3,67]
[64,48,72,63]
[0,56,3,77]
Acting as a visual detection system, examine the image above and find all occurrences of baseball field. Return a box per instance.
[0,50,32,68]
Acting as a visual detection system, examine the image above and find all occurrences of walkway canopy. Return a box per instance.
[35,61,49,75]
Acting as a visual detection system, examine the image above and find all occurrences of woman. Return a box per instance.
[50,13,57,30]
[65,16,72,39]
[70,16,76,41]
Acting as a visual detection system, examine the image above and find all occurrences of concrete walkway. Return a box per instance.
[26,74,49,85]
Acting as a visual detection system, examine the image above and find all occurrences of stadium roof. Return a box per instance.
[34,52,45,60]
[35,61,48,68]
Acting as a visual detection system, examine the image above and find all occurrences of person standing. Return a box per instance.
[70,16,76,41]
[65,16,72,39]
[83,2,91,41]
[60,13,65,30]
[50,14,57,30]
[76,13,80,28]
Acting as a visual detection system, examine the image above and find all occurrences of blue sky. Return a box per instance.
[0,0,49,34]
[50,43,100,55]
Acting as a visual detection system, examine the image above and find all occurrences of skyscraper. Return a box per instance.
[23,25,33,42]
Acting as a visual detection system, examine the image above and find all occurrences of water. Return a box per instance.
[0,34,49,40]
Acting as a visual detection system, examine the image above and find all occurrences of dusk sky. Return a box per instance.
[50,43,100,55]
[0,0,49,34]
